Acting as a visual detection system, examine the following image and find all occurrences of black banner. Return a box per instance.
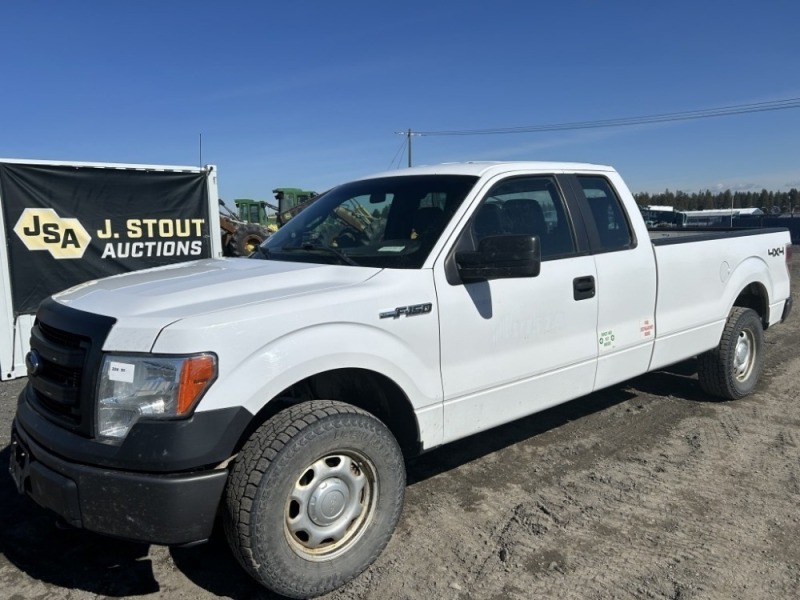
[0,163,212,315]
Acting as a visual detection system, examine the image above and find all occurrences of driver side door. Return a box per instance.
[434,174,599,443]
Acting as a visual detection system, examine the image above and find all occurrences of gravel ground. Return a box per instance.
[1,256,799,600]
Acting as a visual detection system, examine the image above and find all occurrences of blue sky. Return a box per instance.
[1,1,798,200]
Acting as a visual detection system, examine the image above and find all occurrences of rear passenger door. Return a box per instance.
[562,174,657,390]
[435,175,599,443]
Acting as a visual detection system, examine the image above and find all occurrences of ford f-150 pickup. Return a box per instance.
[9,162,792,597]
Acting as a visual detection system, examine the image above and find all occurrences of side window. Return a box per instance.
[470,176,575,259]
[577,176,633,251]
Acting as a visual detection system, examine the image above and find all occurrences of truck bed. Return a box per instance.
[648,226,789,244]
[648,227,791,371]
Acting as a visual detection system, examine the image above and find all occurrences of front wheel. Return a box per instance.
[697,307,764,400]
[224,401,405,598]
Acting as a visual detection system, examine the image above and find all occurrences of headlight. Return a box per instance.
[97,353,217,440]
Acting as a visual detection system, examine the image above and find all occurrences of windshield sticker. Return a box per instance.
[599,330,616,352]
[108,361,135,383]
[378,245,406,253]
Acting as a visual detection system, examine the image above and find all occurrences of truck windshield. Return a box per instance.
[255,175,478,268]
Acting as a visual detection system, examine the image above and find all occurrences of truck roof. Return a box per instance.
[359,161,614,180]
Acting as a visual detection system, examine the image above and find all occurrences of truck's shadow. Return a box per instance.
[0,445,159,596]
[0,439,284,598]
[408,359,710,485]
[2,361,714,599]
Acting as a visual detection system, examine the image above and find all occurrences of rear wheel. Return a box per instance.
[224,401,405,598]
[697,307,764,400]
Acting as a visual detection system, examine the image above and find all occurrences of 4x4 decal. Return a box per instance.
[768,247,785,257]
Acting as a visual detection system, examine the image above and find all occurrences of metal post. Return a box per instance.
[407,129,412,167]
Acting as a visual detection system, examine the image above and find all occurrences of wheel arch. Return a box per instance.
[725,255,774,329]
[731,281,769,330]
[732,281,770,329]
[236,368,422,457]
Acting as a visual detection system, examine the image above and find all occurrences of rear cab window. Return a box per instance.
[576,176,635,252]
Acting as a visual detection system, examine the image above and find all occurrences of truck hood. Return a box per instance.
[52,258,381,322]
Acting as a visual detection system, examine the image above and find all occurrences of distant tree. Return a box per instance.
[633,186,796,212]
[698,190,713,210]
[759,189,770,210]
[715,190,732,210]
[789,188,799,212]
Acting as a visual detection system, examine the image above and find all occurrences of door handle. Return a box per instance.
[573,276,595,301]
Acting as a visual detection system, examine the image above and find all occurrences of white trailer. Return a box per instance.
[0,158,221,380]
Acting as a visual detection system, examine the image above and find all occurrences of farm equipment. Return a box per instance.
[272,188,318,225]
[220,188,319,256]
[219,201,271,257]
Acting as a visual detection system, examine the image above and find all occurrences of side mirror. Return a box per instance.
[455,235,541,284]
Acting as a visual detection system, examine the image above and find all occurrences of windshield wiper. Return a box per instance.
[281,242,360,266]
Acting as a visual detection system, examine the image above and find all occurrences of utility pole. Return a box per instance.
[394,129,421,168]
[407,128,412,167]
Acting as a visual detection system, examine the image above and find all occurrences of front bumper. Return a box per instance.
[9,420,228,545]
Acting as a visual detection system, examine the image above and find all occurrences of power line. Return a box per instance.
[412,97,800,137]
[388,136,408,170]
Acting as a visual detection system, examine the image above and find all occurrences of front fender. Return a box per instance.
[196,322,442,417]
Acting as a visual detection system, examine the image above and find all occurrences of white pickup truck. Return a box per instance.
[9,162,792,598]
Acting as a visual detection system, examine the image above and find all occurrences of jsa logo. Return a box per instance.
[13,208,92,259]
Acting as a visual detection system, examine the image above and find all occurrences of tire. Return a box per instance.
[231,223,269,257]
[223,401,405,598]
[697,307,764,400]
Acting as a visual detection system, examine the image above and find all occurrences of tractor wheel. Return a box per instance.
[230,223,269,257]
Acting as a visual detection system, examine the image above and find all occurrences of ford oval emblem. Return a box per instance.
[25,350,42,377]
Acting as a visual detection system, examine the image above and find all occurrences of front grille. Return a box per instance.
[44,361,82,388]
[26,298,116,437]
[28,321,87,428]
[34,361,83,425]
[38,320,86,348]
[36,391,80,422]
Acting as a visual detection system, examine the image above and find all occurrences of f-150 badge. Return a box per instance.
[380,303,433,319]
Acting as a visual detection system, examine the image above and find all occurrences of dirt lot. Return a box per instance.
[2,257,799,600]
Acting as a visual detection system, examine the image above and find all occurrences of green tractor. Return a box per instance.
[220,189,319,257]
[219,201,272,257]
[234,189,318,228]
[235,198,272,227]
[271,188,318,226]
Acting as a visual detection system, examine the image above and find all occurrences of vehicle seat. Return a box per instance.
[411,207,444,240]
[473,203,505,240]
[590,198,631,249]
[502,199,547,238]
